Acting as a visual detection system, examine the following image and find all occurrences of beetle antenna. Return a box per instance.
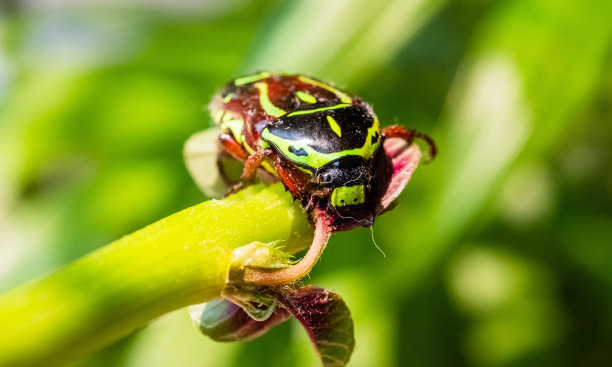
[369,224,386,258]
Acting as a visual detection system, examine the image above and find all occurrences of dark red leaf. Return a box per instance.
[270,286,355,367]
[195,298,290,342]
[379,138,423,212]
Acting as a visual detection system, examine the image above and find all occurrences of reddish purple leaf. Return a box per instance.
[195,299,290,342]
[194,285,355,367]
[270,286,355,367]
[379,138,423,212]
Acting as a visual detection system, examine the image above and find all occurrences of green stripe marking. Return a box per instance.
[327,115,342,137]
[234,72,271,86]
[331,185,365,206]
[298,76,352,104]
[287,103,350,117]
[296,91,317,104]
[221,119,244,144]
[261,116,381,169]
[255,82,286,117]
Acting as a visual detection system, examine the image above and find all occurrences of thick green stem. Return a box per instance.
[0,183,312,367]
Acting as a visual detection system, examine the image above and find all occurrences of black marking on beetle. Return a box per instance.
[266,105,375,154]
[371,131,380,145]
[288,146,308,157]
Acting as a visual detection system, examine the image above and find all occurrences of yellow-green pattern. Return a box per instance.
[260,114,380,170]
[331,185,366,206]
[255,82,286,117]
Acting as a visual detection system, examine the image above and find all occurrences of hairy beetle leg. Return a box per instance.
[382,125,437,162]
[241,149,273,181]
[218,132,275,194]
[227,149,273,194]
[304,187,333,213]
[273,157,314,204]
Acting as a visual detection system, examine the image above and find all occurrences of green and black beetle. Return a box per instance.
[209,72,436,231]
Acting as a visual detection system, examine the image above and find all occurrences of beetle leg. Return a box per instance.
[304,187,332,213]
[274,157,313,205]
[241,148,273,181]
[227,148,273,194]
[218,132,250,162]
[381,125,437,162]
[304,195,316,213]
[218,132,258,194]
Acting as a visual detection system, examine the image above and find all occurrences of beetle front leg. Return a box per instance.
[218,133,252,192]
[241,148,273,181]
[381,125,437,162]
[304,187,332,213]
[274,158,304,199]
[218,132,250,162]
[227,148,273,194]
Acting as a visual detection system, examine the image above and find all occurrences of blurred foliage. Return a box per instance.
[1,0,612,366]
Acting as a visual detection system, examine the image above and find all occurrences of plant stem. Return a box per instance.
[0,183,312,367]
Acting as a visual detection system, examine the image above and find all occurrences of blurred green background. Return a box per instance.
[1,0,611,366]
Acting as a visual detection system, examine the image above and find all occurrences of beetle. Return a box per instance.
[209,72,436,231]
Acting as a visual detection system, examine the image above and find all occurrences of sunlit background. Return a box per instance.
[1,0,612,366]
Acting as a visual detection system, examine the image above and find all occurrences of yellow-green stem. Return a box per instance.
[0,183,312,367]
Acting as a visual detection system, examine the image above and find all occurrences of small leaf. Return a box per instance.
[192,285,355,367]
[271,286,355,367]
[190,299,290,342]
[183,128,227,199]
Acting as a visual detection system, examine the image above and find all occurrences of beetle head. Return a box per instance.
[316,149,392,231]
